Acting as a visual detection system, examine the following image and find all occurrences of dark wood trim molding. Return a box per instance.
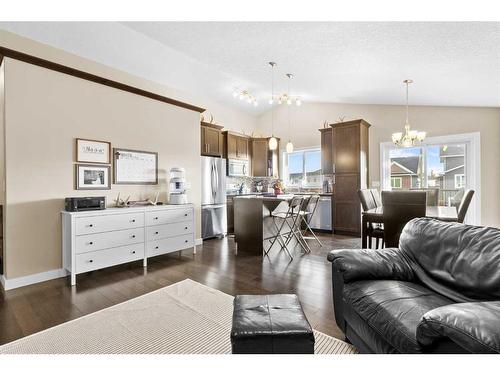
[200,121,224,130]
[0,46,205,113]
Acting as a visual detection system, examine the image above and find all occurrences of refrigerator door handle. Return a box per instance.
[211,163,216,202]
[215,162,219,200]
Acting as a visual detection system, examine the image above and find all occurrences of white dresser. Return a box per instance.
[62,204,195,285]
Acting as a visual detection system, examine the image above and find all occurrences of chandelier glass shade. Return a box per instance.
[392,79,426,147]
[232,89,258,106]
[268,62,278,150]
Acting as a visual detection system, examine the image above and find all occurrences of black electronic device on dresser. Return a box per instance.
[65,197,106,212]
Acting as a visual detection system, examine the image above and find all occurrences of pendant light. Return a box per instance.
[392,79,426,147]
[268,62,278,151]
[285,73,294,153]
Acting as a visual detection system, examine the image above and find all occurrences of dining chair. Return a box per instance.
[410,188,439,206]
[457,189,475,223]
[370,189,382,207]
[358,189,384,249]
[381,190,426,248]
[299,195,322,247]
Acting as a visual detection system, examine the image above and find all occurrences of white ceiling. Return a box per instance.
[1,22,500,115]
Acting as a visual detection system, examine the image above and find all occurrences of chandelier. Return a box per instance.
[392,79,426,147]
[232,89,258,106]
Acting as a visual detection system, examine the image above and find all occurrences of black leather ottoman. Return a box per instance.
[230,294,315,354]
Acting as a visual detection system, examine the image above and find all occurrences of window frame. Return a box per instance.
[390,177,402,189]
[380,132,481,225]
[281,147,322,188]
[454,173,465,189]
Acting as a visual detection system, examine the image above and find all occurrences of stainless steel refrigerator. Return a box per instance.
[201,156,227,239]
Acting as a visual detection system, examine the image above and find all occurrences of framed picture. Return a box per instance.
[113,148,158,185]
[76,138,111,164]
[75,164,111,190]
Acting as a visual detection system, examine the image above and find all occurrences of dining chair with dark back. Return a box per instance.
[410,188,439,206]
[358,189,384,249]
[370,189,382,207]
[457,189,475,223]
[381,190,426,248]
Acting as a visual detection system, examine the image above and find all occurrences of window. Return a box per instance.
[455,174,465,189]
[391,177,402,189]
[283,148,321,188]
[380,132,481,225]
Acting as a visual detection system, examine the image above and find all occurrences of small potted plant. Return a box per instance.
[273,180,284,195]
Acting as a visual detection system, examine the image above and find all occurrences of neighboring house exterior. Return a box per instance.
[288,169,322,186]
[390,156,422,189]
[438,145,465,190]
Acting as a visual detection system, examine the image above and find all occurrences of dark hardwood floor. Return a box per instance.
[0,233,361,345]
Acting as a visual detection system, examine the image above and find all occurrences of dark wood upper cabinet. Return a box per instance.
[201,122,223,157]
[223,131,249,160]
[251,137,279,178]
[320,128,333,175]
[320,119,370,236]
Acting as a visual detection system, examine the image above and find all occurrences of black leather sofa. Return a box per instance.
[328,218,500,353]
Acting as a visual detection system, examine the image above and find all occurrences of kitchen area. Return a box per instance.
[200,120,335,244]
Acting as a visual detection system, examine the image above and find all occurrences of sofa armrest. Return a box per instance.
[417,302,500,353]
[327,248,415,283]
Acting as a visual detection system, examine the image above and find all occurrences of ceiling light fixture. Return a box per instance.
[392,79,426,147]
[285,73,294,153]
[233,89,258,106]
[268,62,278,151]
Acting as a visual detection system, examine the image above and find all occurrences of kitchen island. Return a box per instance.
[233,195,294,254]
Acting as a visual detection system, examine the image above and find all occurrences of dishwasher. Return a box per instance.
[309,196,332,231]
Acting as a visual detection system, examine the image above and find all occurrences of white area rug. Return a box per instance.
[0,279,357,354]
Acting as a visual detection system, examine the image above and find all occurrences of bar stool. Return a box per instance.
[265,196,305,260]
[299,195,323,247]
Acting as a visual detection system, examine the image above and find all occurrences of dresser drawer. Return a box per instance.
[146,221,193,241]
[75,213,144,235]
[145,208,193,226]
[75,244,144,274]
[146,234,194,257]
[75,228,144,254]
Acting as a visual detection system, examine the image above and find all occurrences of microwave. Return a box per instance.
[227,159,250,177]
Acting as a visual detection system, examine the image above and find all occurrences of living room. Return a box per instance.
[0,0,499,373]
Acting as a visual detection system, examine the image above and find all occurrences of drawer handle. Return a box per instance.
[89,242,93,245]
[155,246,159,249]
[184,226,188,230]
[155,231,159,235]
[184,214,188,217]
[132,251,136,254]
[88,259,93,263]
[154,217,159,220]
[185,240,188,243]
[131,219,136,223]
[88,224,93,227]
[132,235,136,238]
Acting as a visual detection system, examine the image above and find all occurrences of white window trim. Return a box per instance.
[380,132,481,225]
[281,147,322,188]
[455,174,465,189]
[391,177,402,188]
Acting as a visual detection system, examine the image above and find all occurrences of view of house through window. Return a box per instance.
[284,148,322,188]
[387,143,466,205]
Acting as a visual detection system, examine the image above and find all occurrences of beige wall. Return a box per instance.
[256,102,500,227]
[0,30,258,280]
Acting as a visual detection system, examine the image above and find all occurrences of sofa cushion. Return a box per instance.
[343,280,453,353]
[399,218,500,302]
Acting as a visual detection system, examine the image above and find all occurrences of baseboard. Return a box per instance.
[195,238,203,246]
[0,268,69,291]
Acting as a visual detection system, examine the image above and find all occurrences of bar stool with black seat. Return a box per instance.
[358,189,384,249]
[265,196,305,260]
[299,195,323,248]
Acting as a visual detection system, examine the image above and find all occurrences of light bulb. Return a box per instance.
[253,101,258,107]
[269,98,274,105]
[286,141,294,153]
[287,99,292,105]
[239,94,244,100]
[269,136,278,151]
[247,97,252,103]
[296,99,302,106]
[402,137,413,148]
[233,91,239,98]
[392,132,403,143]
[417,132,426,142]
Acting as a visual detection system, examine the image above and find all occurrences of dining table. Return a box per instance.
[361,205,458,248]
